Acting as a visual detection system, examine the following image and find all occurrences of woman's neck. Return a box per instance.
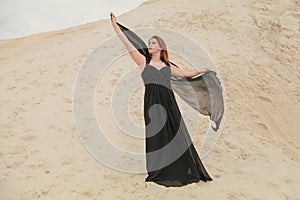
[150,53,162,63]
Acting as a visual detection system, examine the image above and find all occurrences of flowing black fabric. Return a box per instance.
[117,22,224,131]
[116,22,220,187]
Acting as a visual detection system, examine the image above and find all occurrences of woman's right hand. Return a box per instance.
[110,12,117,25]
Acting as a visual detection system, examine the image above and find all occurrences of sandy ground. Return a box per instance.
[1,0,300,199]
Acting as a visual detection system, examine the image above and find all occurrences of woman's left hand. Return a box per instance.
[203,68,212,73]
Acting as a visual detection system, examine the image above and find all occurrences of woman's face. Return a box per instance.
[148,38,161,54]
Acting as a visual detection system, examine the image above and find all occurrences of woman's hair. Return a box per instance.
[148,35,170,65]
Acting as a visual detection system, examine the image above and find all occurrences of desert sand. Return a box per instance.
[1,0,299,199]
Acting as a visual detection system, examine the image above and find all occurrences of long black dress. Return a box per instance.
[142,62,213,187]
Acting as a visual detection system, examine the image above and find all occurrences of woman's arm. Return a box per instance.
[110,12,145,67]
[170,63,211,78]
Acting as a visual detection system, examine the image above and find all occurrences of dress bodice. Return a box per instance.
[141,64,172,89]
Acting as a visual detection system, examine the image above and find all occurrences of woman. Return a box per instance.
[110,12,213,187]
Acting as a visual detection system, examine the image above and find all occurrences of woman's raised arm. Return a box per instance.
[110,12,145,67]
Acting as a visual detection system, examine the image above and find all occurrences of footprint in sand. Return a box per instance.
[255,122,268,131]
[237,151,249,160]
[29,80,41,88]
[27,159,46,169]
[6,85,17,90]
[38,64,48,75]
[266,181,280,189]
[63,98,72,104]
[257,95,272,103]
[13,106,25,116]
[224,139,237,150]
[20,134,37,141]
[58,64,68,74]
[6,159,25,170]
[103,173,121,181]
[60,157,73,165]
[226,190,248,200]
[250,113,269,132]
[18,189,50,199]
[52,82,66,88]
[214,174,221,179]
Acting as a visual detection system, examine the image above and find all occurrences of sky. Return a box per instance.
[0,0,147,40]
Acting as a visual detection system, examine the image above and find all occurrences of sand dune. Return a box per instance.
[1,0,299,199]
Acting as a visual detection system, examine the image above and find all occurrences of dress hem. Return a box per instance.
[145,177,213,187]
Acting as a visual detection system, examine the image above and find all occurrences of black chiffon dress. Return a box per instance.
[114,21,223,187]
[142,62,213,187]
